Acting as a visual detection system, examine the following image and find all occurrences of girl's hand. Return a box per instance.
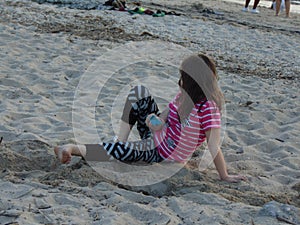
[221,174,247,183]
[146,114,164,131]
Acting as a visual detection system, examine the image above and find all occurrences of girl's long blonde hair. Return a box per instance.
[177,53,224,122]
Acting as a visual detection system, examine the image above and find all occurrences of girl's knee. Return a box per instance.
[130,85,150,100]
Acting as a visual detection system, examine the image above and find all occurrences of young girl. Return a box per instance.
[54,53,246,183]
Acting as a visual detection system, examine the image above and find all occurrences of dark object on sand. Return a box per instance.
[104,0,126,8]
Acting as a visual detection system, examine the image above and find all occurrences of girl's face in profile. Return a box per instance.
[178,76,183,87]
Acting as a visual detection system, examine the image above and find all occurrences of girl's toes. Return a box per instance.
[54,146,71,164]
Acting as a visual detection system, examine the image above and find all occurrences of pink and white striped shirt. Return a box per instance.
[154,93,221,162]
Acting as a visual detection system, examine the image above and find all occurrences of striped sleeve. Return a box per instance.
[199,101,221,131]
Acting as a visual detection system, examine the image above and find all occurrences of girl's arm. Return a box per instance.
[205,128,247,182]
[159,108,170,122]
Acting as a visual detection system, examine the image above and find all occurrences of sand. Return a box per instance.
[0,0,299,224]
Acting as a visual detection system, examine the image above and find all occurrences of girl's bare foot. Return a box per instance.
[54,145,73,164]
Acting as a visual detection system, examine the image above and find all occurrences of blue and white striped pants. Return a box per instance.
[101,85,164,163]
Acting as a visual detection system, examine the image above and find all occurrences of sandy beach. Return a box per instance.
[0,0,300,224]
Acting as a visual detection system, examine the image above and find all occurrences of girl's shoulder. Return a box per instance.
[172,92,181,102]
[169,92,181,107]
